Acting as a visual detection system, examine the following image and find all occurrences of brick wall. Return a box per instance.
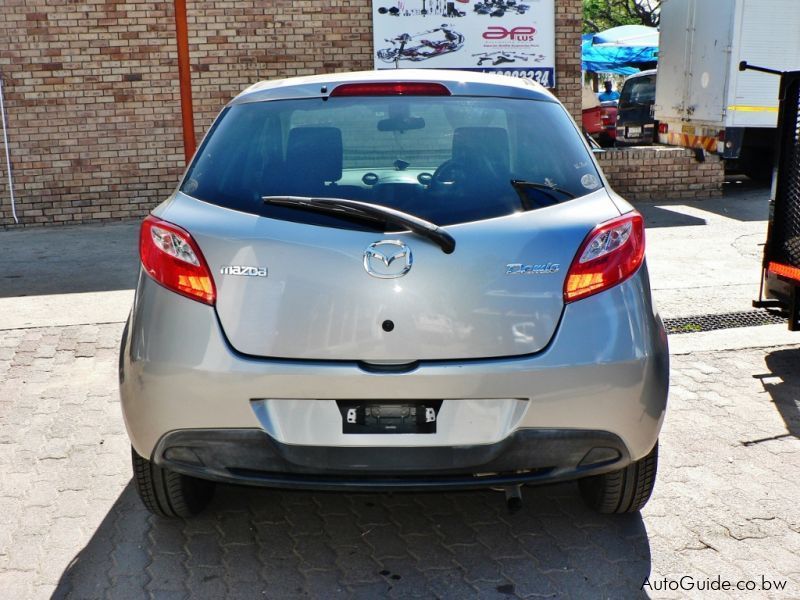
[0,0,582,228]
[597,146,724,200]
[554,0,582,122]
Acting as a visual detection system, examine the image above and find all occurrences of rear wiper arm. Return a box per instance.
[263,195,456,254]
[510,179,576,209]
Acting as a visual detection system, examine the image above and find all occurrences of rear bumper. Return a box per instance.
[120,264,669,482]
[154,428,631,491]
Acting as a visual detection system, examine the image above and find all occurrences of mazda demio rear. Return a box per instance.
[120,70,668,517]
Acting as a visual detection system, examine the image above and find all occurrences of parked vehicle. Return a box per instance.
[655,0,800,179]
[582,86,617,147]
[616,69,657,147]
[120,70,669,518]
[581,86,604,137]
[599,101,618,146]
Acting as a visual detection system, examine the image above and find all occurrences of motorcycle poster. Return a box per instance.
[372,0,555,87]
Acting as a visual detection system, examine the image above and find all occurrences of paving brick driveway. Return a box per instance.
[1,323,798,598]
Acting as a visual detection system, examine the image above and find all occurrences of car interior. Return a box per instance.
[183,97,600,227]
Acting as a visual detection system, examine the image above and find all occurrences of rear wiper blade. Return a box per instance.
[263,195,455,254]
[511,180,576,198]
[510,179,576,210]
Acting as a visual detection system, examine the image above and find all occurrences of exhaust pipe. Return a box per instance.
[504,485,523,514]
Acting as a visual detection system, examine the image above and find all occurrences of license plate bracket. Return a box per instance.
[336,400,443,434]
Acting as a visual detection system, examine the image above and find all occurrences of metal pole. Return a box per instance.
[0,75,18,224]
[174,0,196,164]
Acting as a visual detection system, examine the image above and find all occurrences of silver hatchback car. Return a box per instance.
[120,70,668,518]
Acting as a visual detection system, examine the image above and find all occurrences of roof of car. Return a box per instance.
[230,69,558,105]
[624,69,657,81]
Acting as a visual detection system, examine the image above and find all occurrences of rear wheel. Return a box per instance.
[131,447,215,518]
[579,441,658,514]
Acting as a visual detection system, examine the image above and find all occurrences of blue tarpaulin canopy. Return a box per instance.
[582,25,659,75]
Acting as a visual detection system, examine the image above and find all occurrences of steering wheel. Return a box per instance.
[430,159,466,187]
[432,154,506,190]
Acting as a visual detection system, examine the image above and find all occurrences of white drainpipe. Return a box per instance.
[0,73,18,224]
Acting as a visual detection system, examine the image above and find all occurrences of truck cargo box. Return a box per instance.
[655,0,800,167]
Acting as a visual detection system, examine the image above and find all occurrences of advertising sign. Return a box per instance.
[372,0,555,87]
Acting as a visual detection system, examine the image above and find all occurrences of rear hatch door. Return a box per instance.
[160,191,619,362]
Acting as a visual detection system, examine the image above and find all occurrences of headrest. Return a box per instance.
[285,127,343,182]
[452,127,510,175]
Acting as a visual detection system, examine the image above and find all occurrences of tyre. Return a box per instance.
[131,447,215,518]
[579,441,658,514]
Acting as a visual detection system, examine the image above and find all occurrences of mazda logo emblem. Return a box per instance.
[363,240,413,279]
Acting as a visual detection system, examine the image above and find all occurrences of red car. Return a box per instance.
[599,101,618,145]
[582,87,617,147]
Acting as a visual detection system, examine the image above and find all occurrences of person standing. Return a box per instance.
[598,80,620,102]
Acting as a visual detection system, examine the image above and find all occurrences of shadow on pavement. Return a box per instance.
[635,177,769,229]
[53,481,651,598]
[722,174,771,203]
[754,348,800,442]
[637,204,708,228]
[638,191,769,232]
[0,222,139,298]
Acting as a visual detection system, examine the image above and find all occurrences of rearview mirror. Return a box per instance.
[378,117,426,132]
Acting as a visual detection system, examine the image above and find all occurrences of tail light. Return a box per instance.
[330,82,451,96]
[139,215,216,305]
[658,123,669,134]
[564,213,645,303]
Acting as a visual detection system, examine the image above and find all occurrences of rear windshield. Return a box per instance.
[181,95,602,228]
[620,76,656,105]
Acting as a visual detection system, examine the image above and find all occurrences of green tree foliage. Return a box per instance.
[583,0,661,33]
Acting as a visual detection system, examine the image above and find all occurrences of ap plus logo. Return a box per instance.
[482,26,536,41]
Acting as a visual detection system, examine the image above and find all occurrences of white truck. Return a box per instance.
[654,0,800,179]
